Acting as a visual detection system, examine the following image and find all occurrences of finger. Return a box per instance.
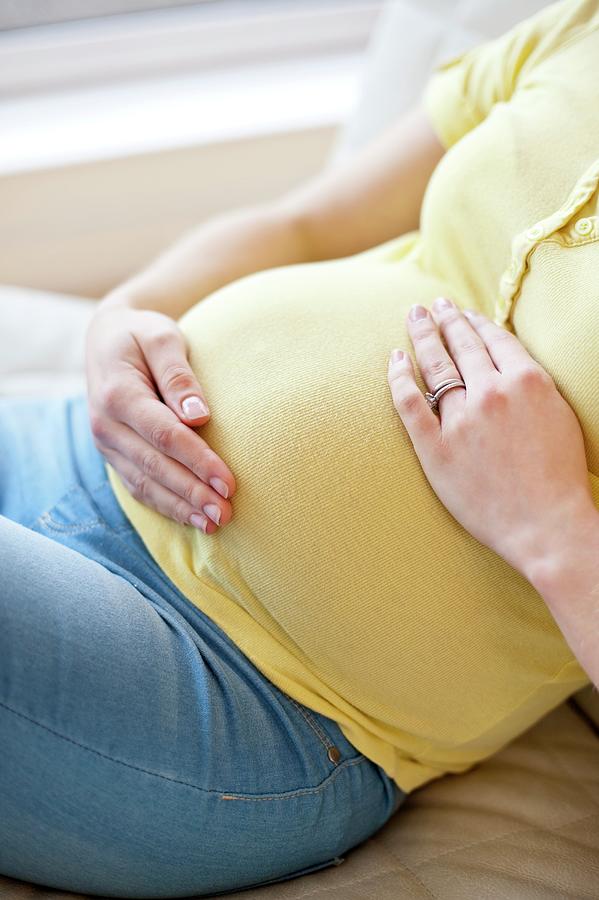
[406,304,466,416]
[387,348,440,447]
[137,328,212,425]
[102,445,218,534]
[99,419,232,526]
[116,390,236,500]
[462,308,535,372]
[429,297,498,380]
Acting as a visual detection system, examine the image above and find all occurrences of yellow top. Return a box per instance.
[107,0,599,793]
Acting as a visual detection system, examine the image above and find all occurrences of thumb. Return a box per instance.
[142,329,211,425]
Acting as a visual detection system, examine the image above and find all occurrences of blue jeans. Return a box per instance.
[0,393,403,898]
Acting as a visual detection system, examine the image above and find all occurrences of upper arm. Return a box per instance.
[276,105,445,262]
[422,0,587,148]
[278,0,586,263]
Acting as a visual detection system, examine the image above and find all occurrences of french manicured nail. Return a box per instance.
[209,476,229,499]
[409,304,428,321]
[433,296,454,311]
[203,503,221,526]
[463,308,480,318]
[182,396,209,418]
[391,349,404,363]
[190,513,208,532]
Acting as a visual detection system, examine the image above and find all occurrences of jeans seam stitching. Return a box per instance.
[38,511,103,534]
[28,479,128,535]
[218,758,369,801]
[34,483,103,534]
[0,696,366,800]
[285,695,335,752]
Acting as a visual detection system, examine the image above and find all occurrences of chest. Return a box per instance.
[420,30,599,314]
[422,33,599,473]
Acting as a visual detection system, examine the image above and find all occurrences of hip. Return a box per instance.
[0,391,403,893]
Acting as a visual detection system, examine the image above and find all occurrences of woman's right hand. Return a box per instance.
[85,303,236,534]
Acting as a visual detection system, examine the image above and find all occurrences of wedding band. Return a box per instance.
[425,378,466,415]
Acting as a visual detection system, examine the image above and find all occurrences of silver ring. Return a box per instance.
[425,378,466,415]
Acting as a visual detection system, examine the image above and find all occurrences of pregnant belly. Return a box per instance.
[166,253,581,748]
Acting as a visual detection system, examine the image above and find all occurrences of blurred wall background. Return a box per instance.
[0,0,380,298]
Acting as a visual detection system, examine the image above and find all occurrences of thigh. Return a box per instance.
[0,513,401,898]
[0,393,404,895]
[1,513,224,895]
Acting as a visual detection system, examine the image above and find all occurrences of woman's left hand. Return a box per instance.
[386,298,597,580]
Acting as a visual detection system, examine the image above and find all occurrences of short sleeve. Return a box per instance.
[422,0,598,149]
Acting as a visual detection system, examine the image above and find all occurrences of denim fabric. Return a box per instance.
[0,393,404,899]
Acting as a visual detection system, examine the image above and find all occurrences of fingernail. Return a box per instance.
[391,349,404,363]
[203,503,221,526]
[432,296,454,311]
[182,396,209,419]
[463,308,481,318]
[409,304,428,321]
[190,513,208,532]
[209,476,229,499]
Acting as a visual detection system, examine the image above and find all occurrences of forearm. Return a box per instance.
[522,504,599,690]
[100,202,311,320]
[100,107,443,321]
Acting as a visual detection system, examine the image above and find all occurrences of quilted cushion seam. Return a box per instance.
[408,809,599,868]
[263,863,433,900]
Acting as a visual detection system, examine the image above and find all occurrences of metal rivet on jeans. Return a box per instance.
[328,746,341,764]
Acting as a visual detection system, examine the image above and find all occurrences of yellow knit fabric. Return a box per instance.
[107,0,599,793]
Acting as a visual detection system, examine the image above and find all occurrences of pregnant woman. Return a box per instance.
[2,0,599,896]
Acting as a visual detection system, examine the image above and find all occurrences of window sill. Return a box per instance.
[0,52,363,175]
[0,2,374,295]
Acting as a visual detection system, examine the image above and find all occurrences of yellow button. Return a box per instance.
[574,217,593,236]
[526,225,545,241]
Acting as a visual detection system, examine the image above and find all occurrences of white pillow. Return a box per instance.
[332,0,552,161]
[0,285,94,396]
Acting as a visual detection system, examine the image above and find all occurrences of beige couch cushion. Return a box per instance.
[2,701,598,899]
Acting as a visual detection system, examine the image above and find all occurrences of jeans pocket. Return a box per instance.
[282,694,368,768]
[33,484,103,536]
[208,856,345,896]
